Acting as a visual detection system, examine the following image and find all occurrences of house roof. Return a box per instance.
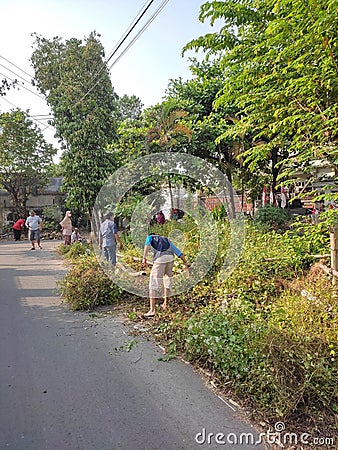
[0,177,63,196]
[41,177,63,193]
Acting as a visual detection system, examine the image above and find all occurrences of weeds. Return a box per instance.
[58,219,338,436]
[58,246,123,310]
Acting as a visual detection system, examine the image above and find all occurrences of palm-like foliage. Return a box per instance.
[146,101,192,212]
[146,102,191,151]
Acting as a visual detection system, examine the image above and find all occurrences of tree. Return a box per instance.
[0,74,18,100]
[184,0,338,192]
[30,32,119,216]
[116,94,143,121]
[146,100,192,150]
[146,100,192,211]
[165,58,244,185]
[0,109,56,216]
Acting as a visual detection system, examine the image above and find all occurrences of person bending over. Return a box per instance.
[142,234,189,318]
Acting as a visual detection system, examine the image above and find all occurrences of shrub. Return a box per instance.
[254,205,289,231]
[59,215,337,432]
[58,242,91,259]
[166,295,337,422]
[41,205,62,232]
[59,255,123,310]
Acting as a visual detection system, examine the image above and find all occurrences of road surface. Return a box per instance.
[0,240,265,450]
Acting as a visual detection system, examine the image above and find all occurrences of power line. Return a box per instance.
[0,95,50,129]
[1,0,170,140]
[30,114,53,118]
[108,0,170,71]
[0,95,18,110]
[0,62,33,86]
[0,56,53,124]
[0,54,34,79]
[105,0,156,65]
[79,0,156,103]
[0,71,45,100]
[75,0,169,106]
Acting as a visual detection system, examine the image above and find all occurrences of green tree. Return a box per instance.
[116,94,143,121]
[30,32,119,216]
[0,109,56,216]
[165,58,244,185]
[146,100,192,211]
[184,0,338,190]
[0,72,19,101]
[146,100,192,151]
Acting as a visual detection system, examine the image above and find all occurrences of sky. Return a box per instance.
[0,0,220,156]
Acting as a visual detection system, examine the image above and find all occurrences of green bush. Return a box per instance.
[212,203,227,220]
[254,205,289,231]
[58,242,91,259]
[150,219,336,431]
[59,215,337,431]
[163,294,337,422]
[59,255,123,311]
[41,205,62,232]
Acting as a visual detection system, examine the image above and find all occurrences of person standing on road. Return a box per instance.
[142,234,190,318]
[12,216,25,241]
[60,211,73,245]
[99,212,123,267]
[25,210,42,250]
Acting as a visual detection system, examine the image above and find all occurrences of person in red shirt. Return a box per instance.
[12,216,25,241]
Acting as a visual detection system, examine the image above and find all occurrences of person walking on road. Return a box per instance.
[60,211,73,245]
[12,216,25,241]
[142,234,190,318]
[25,210,42,250]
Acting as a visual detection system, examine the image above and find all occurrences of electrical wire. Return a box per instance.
[105,0,155,65]
[1,0,170,138]
[0,71,45,100]
[0,54,34,79]
[0,95,50,128]
[75,0,169,106]
[108,0,169,71]
[75,0,155,106]
[0,62,32,86]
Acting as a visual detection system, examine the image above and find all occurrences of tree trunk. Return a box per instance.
[271,147,279,192]
[168,174,174,217]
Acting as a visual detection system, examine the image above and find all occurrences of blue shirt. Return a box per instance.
[145,235,182,257]
[100,219,117,247]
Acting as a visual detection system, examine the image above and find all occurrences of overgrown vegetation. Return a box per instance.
[57,211,338,441]
[254,205,289,231]
[58,242,124,311]
[134,218,337,436]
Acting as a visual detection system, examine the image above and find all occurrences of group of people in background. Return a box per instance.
[154,208,183,225]
[12,207,189,318]
[12,209,82,249]
[58,210,82,245]
[12,210,43,250]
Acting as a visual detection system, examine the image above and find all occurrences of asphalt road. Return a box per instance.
[0,240,265,450]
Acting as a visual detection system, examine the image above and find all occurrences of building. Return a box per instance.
[0,177,64,233]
